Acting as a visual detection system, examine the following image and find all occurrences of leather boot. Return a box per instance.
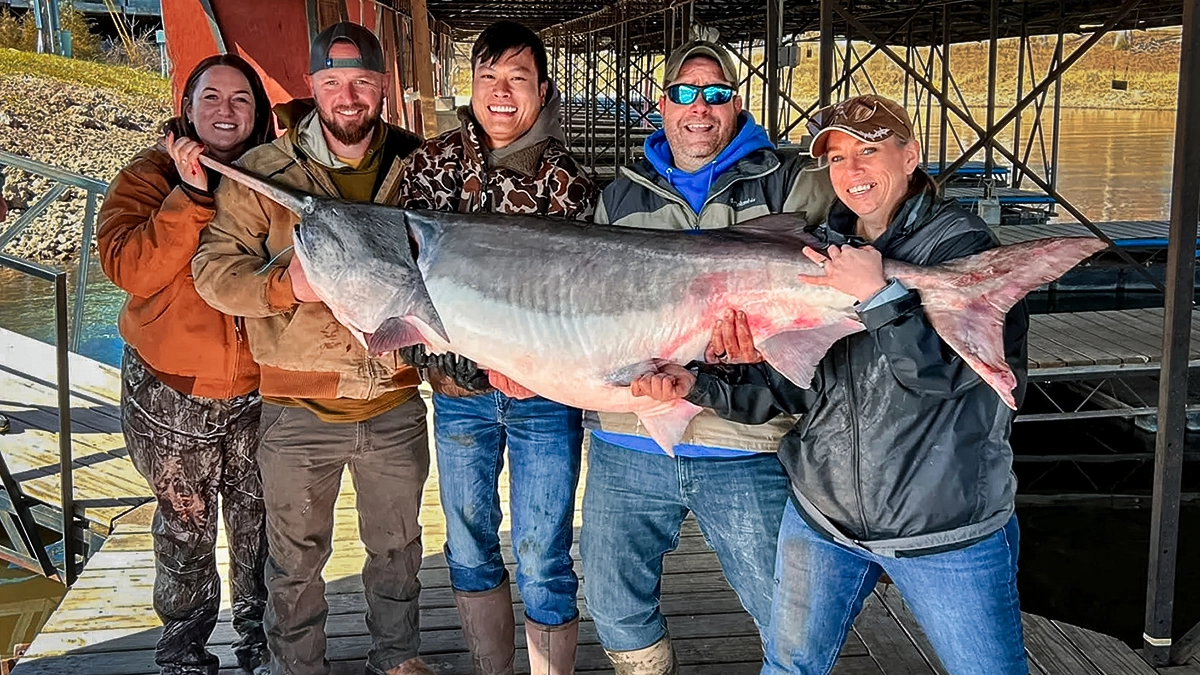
[385,657,436,675]
[454,573,516,675]
[604,635,679,675]
[525,615,579,675]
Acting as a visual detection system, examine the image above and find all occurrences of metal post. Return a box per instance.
[819,0,834,107]
[939,4,949,173]
[842,30,854,99]
[615,21,629,171]
[664,6,675,55]
[923,37,934,166]
[903,23,913,110]
[1051,17,1064,192]
[985,0,998,176]
[71,192,96,353]
[54,271,76,585]
[585,34,596,174]
[1014,19,1028,187]
[1143,0,1200,664]
[410,0,439,138]
[30,0,46,54]
[766,0,782,143]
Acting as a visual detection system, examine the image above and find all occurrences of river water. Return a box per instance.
[0,107,1192,656]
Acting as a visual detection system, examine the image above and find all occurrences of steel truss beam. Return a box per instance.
[829,0,1164,292]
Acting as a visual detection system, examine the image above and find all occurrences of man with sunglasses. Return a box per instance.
[581,40,833,675]
[628,93,1030,675]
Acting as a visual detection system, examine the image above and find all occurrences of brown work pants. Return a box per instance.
[256,396,429,675]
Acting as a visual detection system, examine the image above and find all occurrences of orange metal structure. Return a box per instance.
[158,0,409,122]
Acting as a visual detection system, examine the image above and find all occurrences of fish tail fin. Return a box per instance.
[891,237,1106,408]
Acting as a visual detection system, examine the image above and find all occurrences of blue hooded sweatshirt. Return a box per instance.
[643,111,774,214]
[592,111,777,459]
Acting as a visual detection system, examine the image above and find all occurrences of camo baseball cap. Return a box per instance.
[310,21,386,74]
[662,40,739,87]
[807,94,914,157]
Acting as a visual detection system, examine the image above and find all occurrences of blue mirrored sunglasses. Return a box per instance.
[666,83,736,106]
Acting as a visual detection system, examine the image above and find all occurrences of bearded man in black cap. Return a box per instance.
[193,22,432,675]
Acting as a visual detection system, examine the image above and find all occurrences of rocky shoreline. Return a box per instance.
[0,71,170,264]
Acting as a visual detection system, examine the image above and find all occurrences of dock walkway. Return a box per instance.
[5,364,1196,673]
[14,413,1197,675]
[0,328,152,571]
[5,310,1200,673]
[993,220,1186,249]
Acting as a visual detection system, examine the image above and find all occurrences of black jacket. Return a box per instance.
[686,172,1029,556]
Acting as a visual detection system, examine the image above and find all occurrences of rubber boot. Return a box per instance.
[604,635,679,675]
[454,573,516,675]
[525,615,579,675]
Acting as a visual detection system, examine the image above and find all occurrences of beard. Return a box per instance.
[318,104,380,146]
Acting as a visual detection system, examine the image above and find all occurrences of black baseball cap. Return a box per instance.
[310,22,386,74]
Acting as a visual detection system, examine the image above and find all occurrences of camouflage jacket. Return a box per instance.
[396,106,596,219]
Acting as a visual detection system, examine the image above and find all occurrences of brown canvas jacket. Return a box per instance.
[98,145,258,399]
[191,105,424,400]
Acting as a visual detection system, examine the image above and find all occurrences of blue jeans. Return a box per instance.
[580,433,791,651]
[763,501,1026,675]
[433,391,583,627]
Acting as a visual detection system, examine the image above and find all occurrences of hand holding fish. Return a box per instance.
[489,371,538,400]
[630,363,696,401]
[287,256,321,303]
[706,309,764,364]
[798,244,888,302]
[166,132,208,193]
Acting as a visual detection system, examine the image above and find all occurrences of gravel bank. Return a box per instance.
[1,69,170,263]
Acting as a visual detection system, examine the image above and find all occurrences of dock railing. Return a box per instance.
[0,150,105,586]
[0,253,79,585]
[0,149,106,354]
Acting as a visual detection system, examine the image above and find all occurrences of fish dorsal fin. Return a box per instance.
[757,320,863,388]
[726,212,823,250]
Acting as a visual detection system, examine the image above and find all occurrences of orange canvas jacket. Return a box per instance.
[98,145,259,399]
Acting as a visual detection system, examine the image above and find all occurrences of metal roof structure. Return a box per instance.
[425,0,1186,45]
[423,0,612,33]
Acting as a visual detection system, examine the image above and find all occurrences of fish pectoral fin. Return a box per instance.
[605,360,664,387]
[758,320,863,388]
[365,317,429,355]
[636,400,703,457]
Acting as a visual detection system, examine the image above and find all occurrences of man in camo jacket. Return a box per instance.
[395,19,595,675]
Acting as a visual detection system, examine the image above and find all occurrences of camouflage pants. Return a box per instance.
[121,347,269,675]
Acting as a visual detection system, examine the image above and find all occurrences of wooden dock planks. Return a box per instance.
[944,186,1056,206]
[15,424,880,675]
[4,308,1199,674]
[992,220,1172,246]
[0,328,152,535]
[1027,308,1200,375]
[16,418,1195,674]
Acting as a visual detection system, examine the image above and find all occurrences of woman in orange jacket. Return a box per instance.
[98,54,275,675]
